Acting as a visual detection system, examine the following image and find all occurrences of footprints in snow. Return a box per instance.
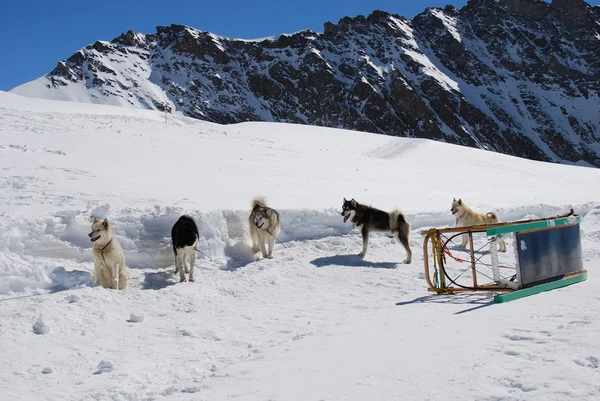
[574,356,599,369]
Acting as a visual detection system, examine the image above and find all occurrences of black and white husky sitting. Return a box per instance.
[171,215,199,282]
[249,197,281,259]
[341,198,412,264]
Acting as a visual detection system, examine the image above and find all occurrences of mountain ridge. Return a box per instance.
[11,0,600,166]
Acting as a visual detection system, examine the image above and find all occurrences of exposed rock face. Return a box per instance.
[12,0,600,166]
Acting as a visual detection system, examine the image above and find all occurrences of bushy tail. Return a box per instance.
[486,212,499,223]
[251,197,267,210]
[390,210,410,235]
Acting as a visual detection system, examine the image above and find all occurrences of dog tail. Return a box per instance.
[486,212,499,223]
[251,197,268,210]
[390,210,410,235]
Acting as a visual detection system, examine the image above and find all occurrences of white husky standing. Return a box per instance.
[249,197,281,259]
[451,198,506,252]
[89,217,129,289]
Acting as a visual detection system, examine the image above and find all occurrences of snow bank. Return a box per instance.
[1,202,596,297]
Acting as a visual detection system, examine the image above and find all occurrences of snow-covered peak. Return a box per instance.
[10,3,600,167]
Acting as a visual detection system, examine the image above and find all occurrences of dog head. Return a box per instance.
[450,198,464,216]
[88,217,112,245]
[252,209,270,230]
[341,198,357,223]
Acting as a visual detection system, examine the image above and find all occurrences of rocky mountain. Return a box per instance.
[12,0,600,166]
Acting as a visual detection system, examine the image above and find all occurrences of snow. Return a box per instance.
[430,9,462,43]
[1,90,600,400]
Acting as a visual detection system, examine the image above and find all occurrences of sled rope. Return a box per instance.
[440,235,514,270]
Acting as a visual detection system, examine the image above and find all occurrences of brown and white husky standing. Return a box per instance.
[451,198,506,252]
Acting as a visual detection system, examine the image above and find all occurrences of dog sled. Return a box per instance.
[421,210,587,303]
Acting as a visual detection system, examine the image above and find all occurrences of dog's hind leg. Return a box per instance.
[177,252,187,282]
[118,268,128,290]
[358,227,369,258]
[499,239,507,253]
[100,266,112,289]
[174,251,180,275]
[396,230,412,264]
[188,250,196,282]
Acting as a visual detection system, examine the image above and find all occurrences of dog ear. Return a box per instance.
[458,199,462,205]
[453,197,456,202]
[344,197,347,202]
[93,216,99,223]
[102,218,109,228]
[351,199,357,206]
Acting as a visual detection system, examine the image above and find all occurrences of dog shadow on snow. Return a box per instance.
[310,255,399,269]
[0,266,93,302]
[141,270,178,290]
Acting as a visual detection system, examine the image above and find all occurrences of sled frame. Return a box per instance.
[420,210,578,294]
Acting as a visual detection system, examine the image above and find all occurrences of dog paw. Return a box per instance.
[179,277,187,283]
[358,252,365,258]
[252,245,260,253]
[184,268,189,274]
[265,255,273,259]
[189,277,195,282]
[402,259,411,264]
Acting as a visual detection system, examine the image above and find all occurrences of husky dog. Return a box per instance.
[89,217,129,290]
[171,215,200,282]
[249,197,281,259]
[341,198,412,264]
[451,198,506,252]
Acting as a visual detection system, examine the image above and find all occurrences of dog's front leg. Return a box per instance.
[460,233,469,248]
[257,231,268,258]
[93,260,102,285]
[249,218,260,253]
[112,263,119,290]
[358,227,368,258]
[266,235,275,259]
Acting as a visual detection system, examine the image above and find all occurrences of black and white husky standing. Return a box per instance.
[171,215,199,282]
[341,198,412,264]
[249,197,281,259]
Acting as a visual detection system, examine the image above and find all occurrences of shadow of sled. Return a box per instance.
[311,254,398,269]
[396,293,494,315]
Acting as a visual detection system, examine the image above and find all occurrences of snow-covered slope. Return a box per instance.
[1,91,599,400]
[10,1,600,167]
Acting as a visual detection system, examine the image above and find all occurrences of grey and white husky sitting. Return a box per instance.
[249,197,281,259]
[341,198,412,264]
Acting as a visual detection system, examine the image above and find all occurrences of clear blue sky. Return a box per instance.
[0,0,472,91]
[1,0,597,92]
